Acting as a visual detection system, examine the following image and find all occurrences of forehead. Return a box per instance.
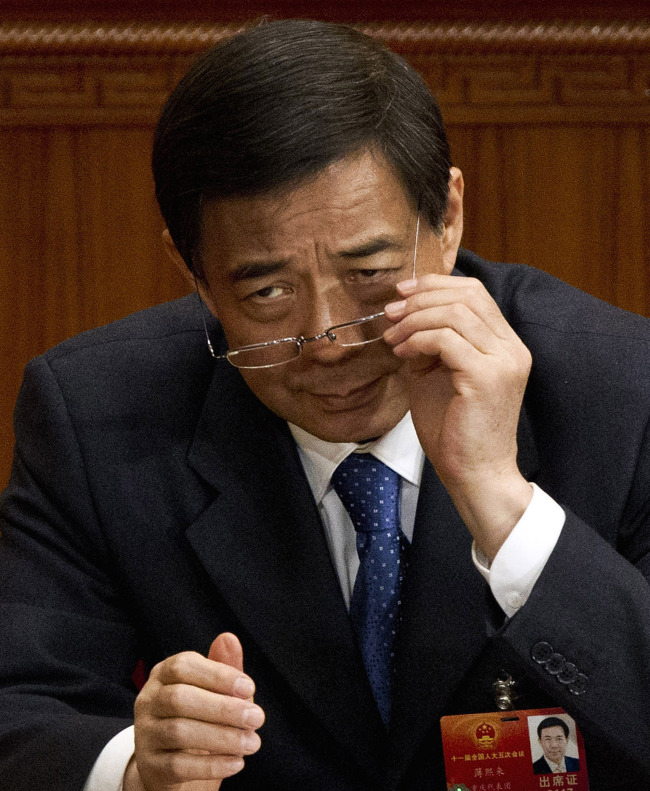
[541,726,566,738]
[198,149,414,257]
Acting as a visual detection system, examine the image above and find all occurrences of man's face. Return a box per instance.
[539,726,568,765]
[196,149,461,442]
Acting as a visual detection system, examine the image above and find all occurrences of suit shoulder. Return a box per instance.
[455,248,650,345]
[20,295,221,425]
[41,294,204,364]
[456,250,650,418]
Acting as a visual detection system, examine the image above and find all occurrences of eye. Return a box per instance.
[247,284,290,302]
[345,267,405,299]
[348,267,401,283]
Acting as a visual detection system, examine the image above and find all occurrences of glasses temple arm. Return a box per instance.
[193,275,219,359]
[412,212,420,279]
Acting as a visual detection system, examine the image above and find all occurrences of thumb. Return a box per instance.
[208,632,244,672]
[208,633,254,703]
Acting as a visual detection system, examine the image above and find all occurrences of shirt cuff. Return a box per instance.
[82,725,135,791]
[472,483,566,618]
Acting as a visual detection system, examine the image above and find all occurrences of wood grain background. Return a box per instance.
[1,2,649,486]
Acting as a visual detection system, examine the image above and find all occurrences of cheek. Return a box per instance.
[239,369,294,410]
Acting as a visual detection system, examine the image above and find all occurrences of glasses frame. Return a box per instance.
[197,212,421,369]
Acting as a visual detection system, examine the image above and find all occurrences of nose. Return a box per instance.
[298,289,360,364]
[301,333,356,364]
[301,284,348,335]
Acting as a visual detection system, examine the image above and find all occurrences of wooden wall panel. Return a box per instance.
[1,19,650,487]
[0,124,185,478]
[450,123,650,314]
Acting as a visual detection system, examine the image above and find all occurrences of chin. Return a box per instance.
[294,404,408,443]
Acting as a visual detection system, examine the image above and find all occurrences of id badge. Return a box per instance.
[440,707,589,790]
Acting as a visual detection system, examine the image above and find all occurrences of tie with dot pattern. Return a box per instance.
[331,453,408,727]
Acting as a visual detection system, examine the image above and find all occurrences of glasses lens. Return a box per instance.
[328,313,393,347]
[227,340,301,369]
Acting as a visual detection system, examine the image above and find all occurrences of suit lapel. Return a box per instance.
[389,403,540,774]
[388,460,487,770]
[184,365,387,776]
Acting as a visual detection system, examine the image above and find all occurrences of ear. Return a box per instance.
[162,229,219,318]
[439,166,464,274]
[162,228,194,287]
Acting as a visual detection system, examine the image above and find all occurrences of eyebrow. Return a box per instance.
[227,235,403,283]
[228,260,289,284]
[339,237,400,259]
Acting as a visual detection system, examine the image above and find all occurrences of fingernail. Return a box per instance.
[397,278,417,294]
[243,706,265,728]
[241,731,260,752]
[233,676,255,698]
[384,299,406,316]
[225,757,245,773]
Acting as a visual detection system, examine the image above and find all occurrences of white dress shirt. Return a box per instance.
[290,411,565,617]
[85,411,565,791]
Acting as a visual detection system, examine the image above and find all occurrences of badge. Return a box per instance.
[441,707,589,790]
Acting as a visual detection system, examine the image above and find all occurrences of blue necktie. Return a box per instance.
[331,453,407,727]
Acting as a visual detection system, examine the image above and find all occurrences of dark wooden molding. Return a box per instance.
[373,20,650,53]
[1,21,650,126]
[0,20,649,56]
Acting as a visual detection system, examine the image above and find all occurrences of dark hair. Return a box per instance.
[537,717,570,740]
[152,19,452,276]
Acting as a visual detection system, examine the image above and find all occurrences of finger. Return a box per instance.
[138,750,245,785]
[151,651,255,700]
[152,683,265,729]
[392,326,531,394]
[149,716,262,755]
[391,276,515,339]
[391,279,506,329]
[390,327,482,373]
[384,302,499,355]
[397,272,467,295]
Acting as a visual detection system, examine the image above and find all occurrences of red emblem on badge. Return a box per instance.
[475,722,497,750]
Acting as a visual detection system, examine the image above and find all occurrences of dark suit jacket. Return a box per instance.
[533,754,580,774]
[1,250,649,791]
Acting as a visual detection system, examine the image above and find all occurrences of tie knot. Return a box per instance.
[331,453,401,533]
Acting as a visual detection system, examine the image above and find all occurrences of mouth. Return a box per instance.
[308,376,385,411]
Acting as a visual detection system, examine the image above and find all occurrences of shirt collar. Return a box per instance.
[288,411,425,503]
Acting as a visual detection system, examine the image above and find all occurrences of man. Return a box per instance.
[0,19,649,791]
[533,717,580,774]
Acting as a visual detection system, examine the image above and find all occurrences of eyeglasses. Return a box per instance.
[198,214,420,369]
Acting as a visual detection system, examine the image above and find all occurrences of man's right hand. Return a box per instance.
[124,633,265,791]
